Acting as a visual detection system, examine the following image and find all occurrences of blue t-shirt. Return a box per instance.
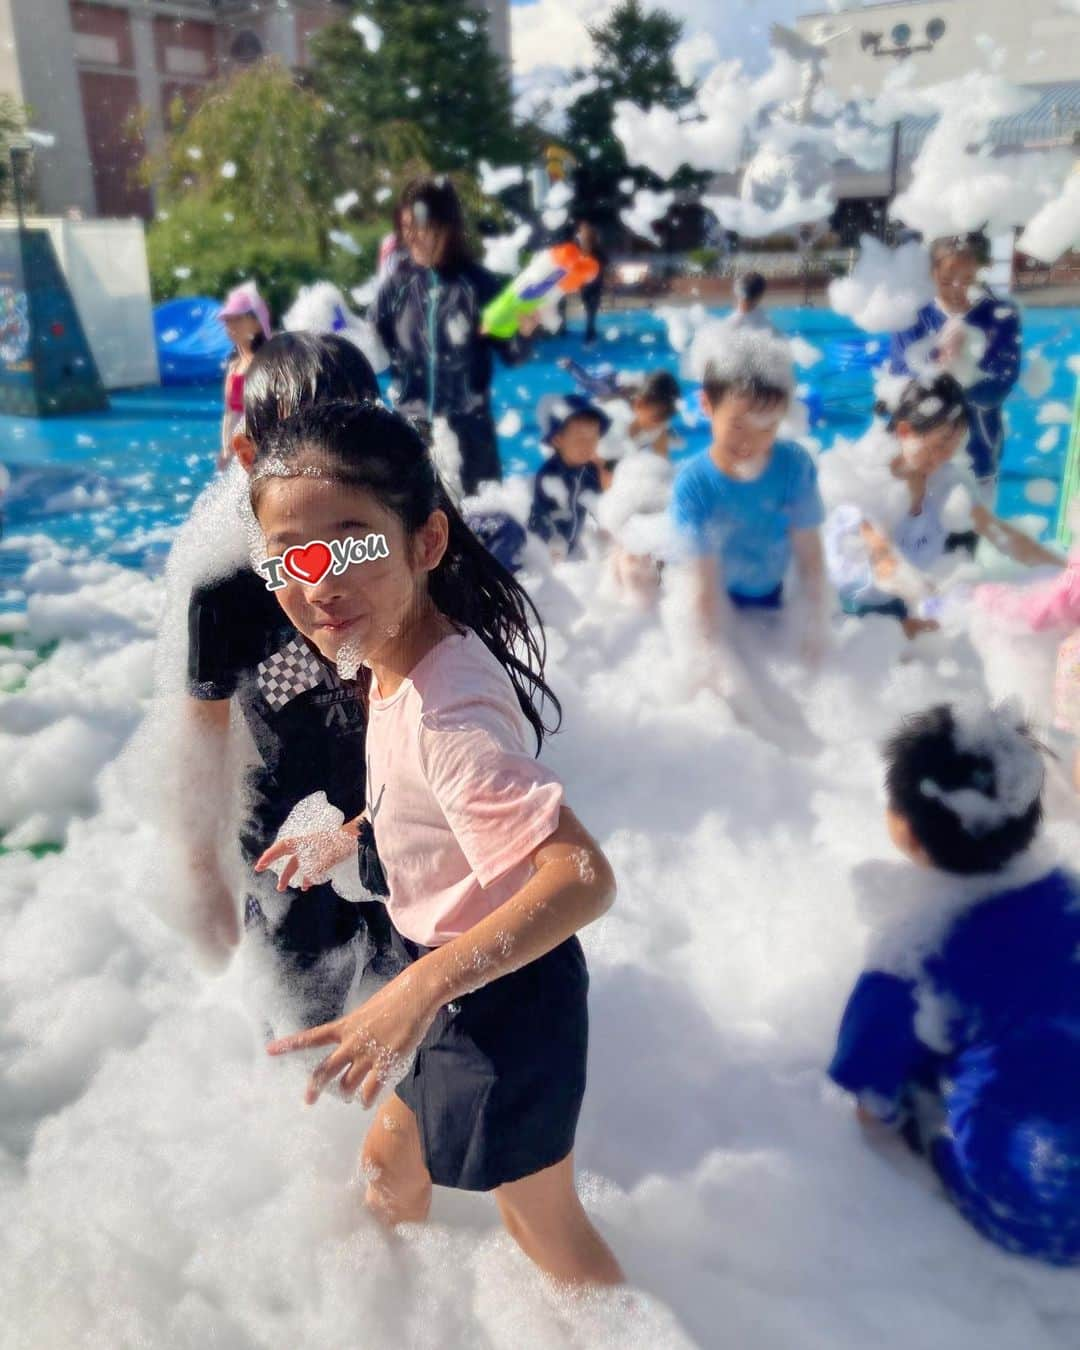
[829,867,1080,1264]
[669,440,824,598]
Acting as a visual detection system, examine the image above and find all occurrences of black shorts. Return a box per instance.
[392,926,589,1192]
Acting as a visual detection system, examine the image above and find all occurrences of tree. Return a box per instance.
[142,61,381,312]
[309,0,530,186]
[0,95,29,213]
[144,60,338,254]
[563,0,698,233]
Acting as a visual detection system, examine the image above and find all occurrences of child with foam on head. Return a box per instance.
[822,374,1060,639]
[528,393,611,560]
[594,372,683,607]
[829,701,1080,1265]
[180,332,393,1032]
[600,369,683,466]
[249,401,622,1288]
[889,233,1021,506]
[668,329,828,662]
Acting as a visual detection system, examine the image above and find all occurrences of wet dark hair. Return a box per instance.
[637,370,680,419]
[885,705,1043,875]
[882,372,969,436]
[702,364,789,411]
[243,332,380,448]
[400,176,473,272]
[251,400,561,748]
[930,231,991,268]
[735,271,767,306]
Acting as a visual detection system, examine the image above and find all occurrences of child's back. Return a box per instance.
[833,865,1080,1263]
[831,703,1080,1264]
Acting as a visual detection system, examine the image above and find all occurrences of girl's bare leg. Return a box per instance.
[495,1152,623,1287]
[360,1093,432,1226]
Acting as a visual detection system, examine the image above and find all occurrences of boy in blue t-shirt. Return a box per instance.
[669,334,827,657]
[830,703,1080,1265]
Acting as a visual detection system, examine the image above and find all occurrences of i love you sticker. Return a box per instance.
[257,534,389,591]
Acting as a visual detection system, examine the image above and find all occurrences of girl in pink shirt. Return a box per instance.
[249,400,622,1288]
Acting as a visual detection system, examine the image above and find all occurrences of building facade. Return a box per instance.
[0,0,511,220]
[791,0,1080,245]
[797,0,1079,98]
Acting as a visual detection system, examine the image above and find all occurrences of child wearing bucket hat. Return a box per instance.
[527,394,611,559]
[217,281,272,469]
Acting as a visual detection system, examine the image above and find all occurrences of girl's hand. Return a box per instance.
[517,311,542,338]
[255,823,359,893]
[267,967,439,1106]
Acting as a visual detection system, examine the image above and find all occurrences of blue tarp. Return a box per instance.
[154,296,233,387]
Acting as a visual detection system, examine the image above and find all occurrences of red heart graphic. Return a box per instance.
[283,541,333,585]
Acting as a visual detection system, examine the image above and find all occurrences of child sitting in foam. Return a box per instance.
[528,394,610,560]
[668,328,827,659]
[593,371,684,606]
[830,702,1080,1266]
[822,374,1060,639]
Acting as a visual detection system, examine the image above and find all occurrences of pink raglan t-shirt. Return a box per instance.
[365,629,565,947]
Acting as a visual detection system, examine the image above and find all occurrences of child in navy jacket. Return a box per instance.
[528,394,610,558]
[889,233,1021,499]
[830,703,1080,1265]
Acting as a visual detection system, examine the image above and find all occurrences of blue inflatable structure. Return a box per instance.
[154,296,232,386]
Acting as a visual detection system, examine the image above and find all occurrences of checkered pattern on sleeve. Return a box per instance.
[256,637,326,711]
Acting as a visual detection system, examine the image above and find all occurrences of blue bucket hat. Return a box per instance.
[538,393,611,447]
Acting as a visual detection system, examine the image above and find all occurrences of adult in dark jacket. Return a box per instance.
[575,220,608,346]
[374,177,535,496]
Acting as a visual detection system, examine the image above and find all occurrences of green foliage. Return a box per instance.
[310,0,527,177]
[564,0,700,231]
[687,246,720,272]
[143,60,394,309]
[147,196,385,317]
[0,94,29,212]
[144,60,337,250]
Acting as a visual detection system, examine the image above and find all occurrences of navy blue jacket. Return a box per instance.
[528,454,601,556]
[375,258,530,493]
[889,292,1021,480]
[830,867,1080,1263]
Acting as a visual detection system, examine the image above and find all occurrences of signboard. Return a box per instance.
[0,228,107,416]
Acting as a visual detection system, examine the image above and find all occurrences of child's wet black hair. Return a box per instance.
[735,271,767,306]
[250,400,561,749]
[882,373,970,436]
[884,705,1043,875]
[637,370,680,419]
[399,175,473,272]
[244,332,380,448]
[702,365,789,411]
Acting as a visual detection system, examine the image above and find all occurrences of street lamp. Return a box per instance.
[861,19,947,239]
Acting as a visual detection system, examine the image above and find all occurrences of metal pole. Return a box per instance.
[10,146,27,230]
[874,118,901,243]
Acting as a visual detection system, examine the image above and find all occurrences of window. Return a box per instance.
[164,46,209,77]
[74,33,121,66]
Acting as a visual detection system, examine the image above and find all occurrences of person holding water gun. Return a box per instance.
[374,177,541,497]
